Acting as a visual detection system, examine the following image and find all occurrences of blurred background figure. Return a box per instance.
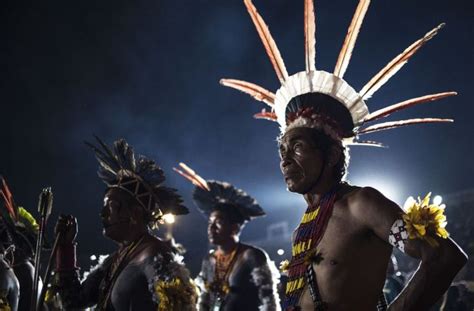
[383,255,406,304]
[175,163,280,310]
[0,177,42,311]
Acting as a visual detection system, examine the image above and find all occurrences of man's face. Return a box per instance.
[279,127,325,194]
[207,210,237,246]
[101,188,137,242]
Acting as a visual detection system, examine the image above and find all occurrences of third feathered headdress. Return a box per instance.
[220,0,455,146]
[0,177,41,254]
[173,163,265,222]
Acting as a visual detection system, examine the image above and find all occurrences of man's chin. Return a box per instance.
[286,182,305,194]
[209,238,222,246]
[102,228,121,241]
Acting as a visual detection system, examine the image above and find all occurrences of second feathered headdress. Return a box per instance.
[220,0,455,146]
[86,137,188,227]
[173,163,265,222]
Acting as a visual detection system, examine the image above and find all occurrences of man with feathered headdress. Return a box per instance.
[0,177,41,311]
[220,0,467,310]
[174,163,280,310]
[48,138,197,310]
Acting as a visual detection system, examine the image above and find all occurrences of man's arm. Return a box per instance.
[0,260,19,311]
[246,248,282,311]
[50,214,106,308]
[195,257,211,311]
[352,187,467,311]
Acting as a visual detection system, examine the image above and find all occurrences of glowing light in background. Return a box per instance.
[351,174,404,205]
[433,195,443,205]
[162,213,176,224]
[277,249,285,256]
[90,255,97,261]
[403,196,416,211]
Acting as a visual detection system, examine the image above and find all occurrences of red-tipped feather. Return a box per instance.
[244,0,288,83]
[304,0,316,72]
[334,0,371,78]
[347,140,387,148]
[254,109,278,122]
[174,163,210,192]
[360,23,445,100]
[358,118,453,135]
[363,91,457,122]
[219,79,275,106]
[0,178,17,221]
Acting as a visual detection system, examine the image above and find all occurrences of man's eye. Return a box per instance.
[294,143,303,152]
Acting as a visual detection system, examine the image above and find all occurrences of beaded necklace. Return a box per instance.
[97,235,145,310]
[208,243,241,302]
[283,189,338,310]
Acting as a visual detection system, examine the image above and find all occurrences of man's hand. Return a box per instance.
[55,215,78,245]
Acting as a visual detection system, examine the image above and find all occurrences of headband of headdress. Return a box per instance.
[220,0,455,146]
[173,163,265,222]
[86,137,188,226]
[0,177,41,253]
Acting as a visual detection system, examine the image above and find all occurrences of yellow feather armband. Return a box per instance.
[389,193,449,251]
[402,192,449,247]
[154,277,197,311]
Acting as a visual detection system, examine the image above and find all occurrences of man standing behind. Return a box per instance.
[0,177,39,311]
[174,163,280,311]
[48,138,197,310]
[220,1,467,309]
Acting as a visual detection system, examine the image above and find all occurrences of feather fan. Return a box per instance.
[333,0,371,78]
[244,0,288,83]
[254,109,278,121]
[304,0,316,72]
[219,79,275,106]
[359,23,445,100]
[358,117,453,135]
[363,91,457,122]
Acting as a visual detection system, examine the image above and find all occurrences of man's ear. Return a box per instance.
[328,145,342,168]
[130,203,145,225]
[231,223,241,236]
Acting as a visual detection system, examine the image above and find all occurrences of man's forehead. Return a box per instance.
[104,188,126,201]
[209,210,227,220]
[280,127,314,144]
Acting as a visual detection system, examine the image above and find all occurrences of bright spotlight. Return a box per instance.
[90,255,97,261]
[433,195,443,206]
[162,213,175,224]
[277,249,285,256]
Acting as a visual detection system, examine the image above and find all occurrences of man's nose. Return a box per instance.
[208,223,216,231]
[100,206,108,219]
[280,157,292,171]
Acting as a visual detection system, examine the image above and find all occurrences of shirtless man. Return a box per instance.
[0,177,38,311]
[48,138,197,310]
[0,240,19,311]
[279,126,467,310]
[174,163,280,310]
[219,1,467,309]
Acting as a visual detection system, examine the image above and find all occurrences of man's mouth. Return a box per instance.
[284,171,301,181]
[209,232,220,240]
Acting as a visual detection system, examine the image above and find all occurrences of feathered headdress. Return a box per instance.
[86,137,188,226]
[0,177,41,254]
[173,163,265,222]
[220,0,455,146]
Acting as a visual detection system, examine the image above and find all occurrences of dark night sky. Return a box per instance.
[1,0,473,274]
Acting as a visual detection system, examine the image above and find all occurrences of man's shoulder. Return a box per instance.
[339,185,402,234]
[342,186,391,210]
[132,235,175,264]
[240,243,268,263]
